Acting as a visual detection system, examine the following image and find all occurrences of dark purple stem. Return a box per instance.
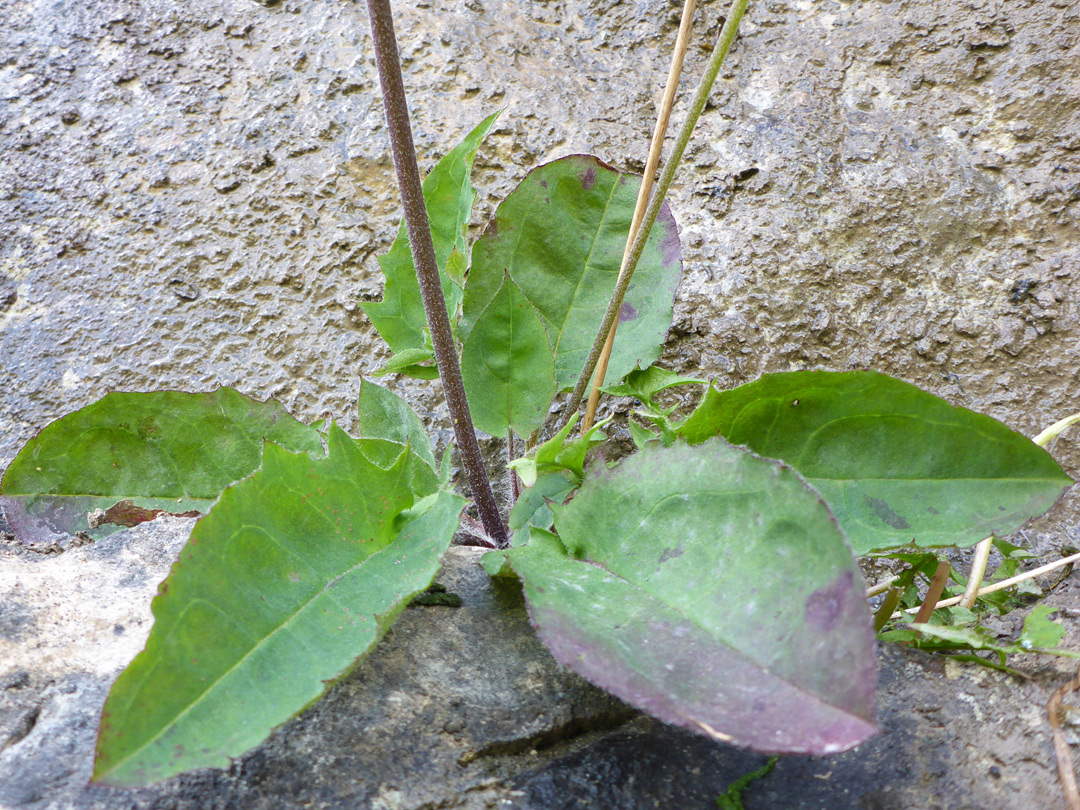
[507,430,521,508]
[365,0,509,547]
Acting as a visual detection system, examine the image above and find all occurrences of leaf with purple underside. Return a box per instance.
[494,440,877,755]
[460,154,681,393]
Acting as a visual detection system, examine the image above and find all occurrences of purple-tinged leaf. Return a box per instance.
[494,440,877,754]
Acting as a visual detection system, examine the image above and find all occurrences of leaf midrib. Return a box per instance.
[549,172,622,366]
[98,526,388,781]
[724,392,1051,479]
[99,451,410,780]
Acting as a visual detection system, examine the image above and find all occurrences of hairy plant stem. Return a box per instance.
[559,0,750,430]
[365,0,508,547]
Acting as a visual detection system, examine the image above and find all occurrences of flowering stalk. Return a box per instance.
[365,0,509,547]
[561,0,750,428]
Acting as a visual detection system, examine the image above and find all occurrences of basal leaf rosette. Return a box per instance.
[495,440,877,755]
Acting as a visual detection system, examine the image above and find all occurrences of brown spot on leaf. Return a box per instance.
[865,496,910,530]
[619,302,638,322]
[658,544,685,564]
[581,166,597,190]
[102,500,201,528]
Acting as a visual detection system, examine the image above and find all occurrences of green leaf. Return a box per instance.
[904,624,993,649]
[508,412,609,487]
[607,366,707,447]
[92,424,465,786]
[362,111,500,353]
[460,154,682,392]
[508,471,576,545]
[906,620,1080,659]
[680,371,1073,555]
[1020,605,1066,649]
[510,414,577,488]
[357,378,436,471]
[502,440,877,755]
[0,388,323,543]
[445,247,467,288]
[628,419,660,449]
[876,628,921,644]
[481,547,516,578]
[373,347,439,381]
[717,757,778,810]
[991,536,1037,560]
[353,438,440,498]
[878,627,1032,673]
[948,606,979,627]
[602,365,707,404]
[460,272,556,438]
[544,418,609,482]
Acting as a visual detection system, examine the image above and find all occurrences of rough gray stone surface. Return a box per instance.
[3,0,1080,806]
[0,519,195,807]
[2,0,1078,473]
